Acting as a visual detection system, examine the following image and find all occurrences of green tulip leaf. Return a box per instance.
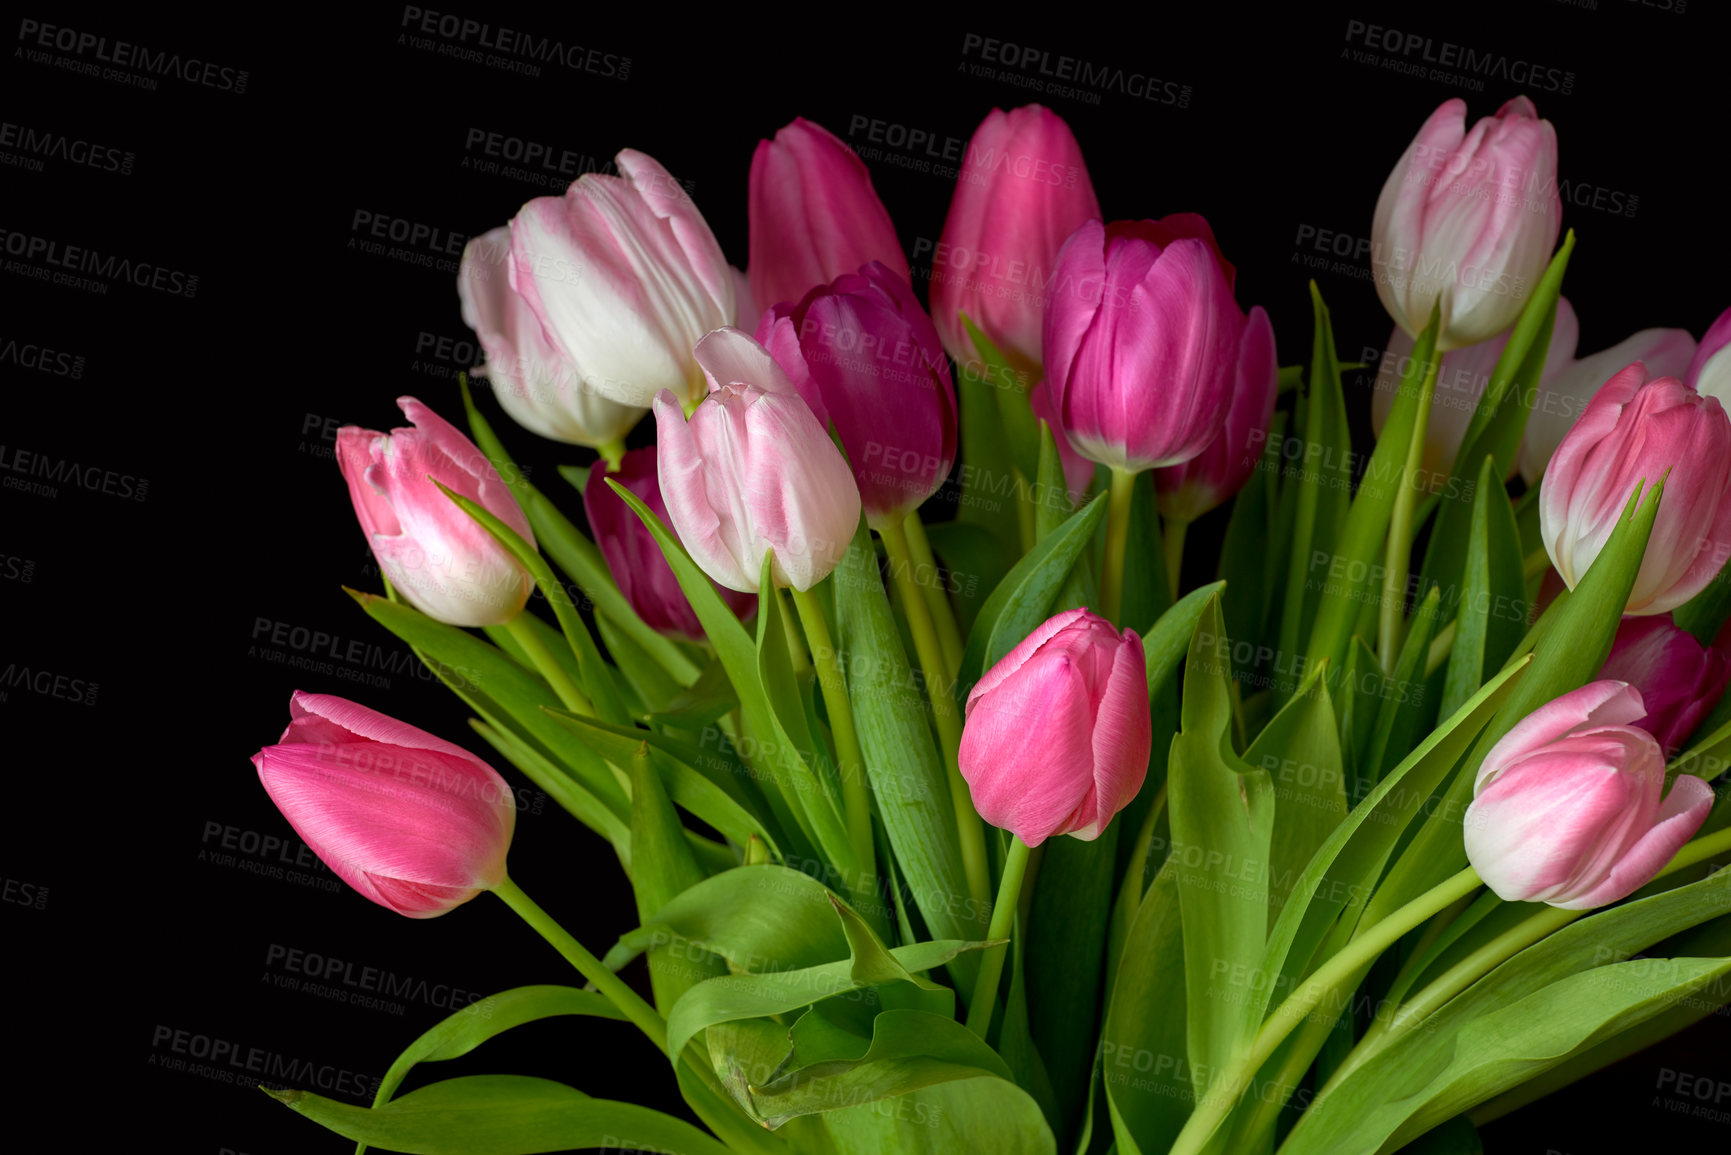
[821,1074,1057,1155]
[1438,456,1528,720]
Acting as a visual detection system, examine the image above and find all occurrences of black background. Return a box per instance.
[5,2,1728,1151]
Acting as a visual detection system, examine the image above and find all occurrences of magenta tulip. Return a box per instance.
[1464,681,1712,909]
[757,262,956,528]
[959,608,1151,846]
[1599,615,1730,756]
[653,328,862,593]
[1044,215,1243,473]
[930,104,1101,373]
[1540,364,1731,614]
[337,397,537,627]
[252,692,516,918]
[1684,305,1731,408]
[583,446,755,640]
[509,149,733,409]
[458,227,644,451]
[1372,97,1561,350]
[748,118,908,315]
[1154,305,1278,522]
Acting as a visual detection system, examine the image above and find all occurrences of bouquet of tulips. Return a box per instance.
[251,98,1731,1154]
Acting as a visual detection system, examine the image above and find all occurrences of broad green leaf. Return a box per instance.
[999,908,1063,1136]
[967,316,1042,488]
[649,655,740,730]
[953,322,1025,561]
[1120,470,1173,636]
[828,896,956,1017]
[1438,457,1527,719]
[605,866,852,976]
[1033,420,1074,543]
[597,612,688,719]
[469,720,629,861]
[1220,411,1282,673]
[270,1074,730,1155]
[1360,586,1441,784]
[1674,553,1731,646]
[822,1074,1057,1155]
[925,519,1018,640]
[1146,582,1227,698]
[1102,861,1189,1155]
[630,743,723,1011]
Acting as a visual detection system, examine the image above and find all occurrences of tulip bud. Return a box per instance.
[1371,97,1560,350]
[1518,321,1694,485]
[748,118,908,314]
[1599,614,1730,756]
[1371,297,1579,488]
[582,446,755,641]
[1539,364,1731,615]
[458,227,645,450]
[1154,305,1278,522]
[1044,216,1243,473]
[757,262,956,528]
[336,397,537,627]
[252,691,517,918]
[959,608,1151,846]
[1463,681,1712,909]
[509,149,733,410]
[930,104,1101,372]
[653,328,862,593]
[1684,305,1731,408]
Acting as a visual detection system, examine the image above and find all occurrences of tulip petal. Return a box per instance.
[1550,773,1714,910]
[966,608,1090,712]
[1070,631,1151,840]
[1475,679,1645,792]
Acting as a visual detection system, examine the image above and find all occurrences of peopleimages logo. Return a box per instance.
[16,19,249,93]
[398,7,630,80]
[0,229,198,297]
[1342,20,1576,94]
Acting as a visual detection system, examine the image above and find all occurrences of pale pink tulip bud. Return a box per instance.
[1371,97,1561,350]
[1539,365,1731,615]
[959,608,1151,846]
[1043,216,1243,473]
[458,227,644,449]
[1464,681,1712,909]
[1684,305,1731,408]
[1371,297,1578,488]
[748,118,908,313]
[252,692,516,918]
[1600,615,1730,756]
[336,397,537,627]
[1519,321,1694,486]
[653,328,862,593]
[930,104,1101,372]
[1155,306,1278,522]
[509,150,733,409]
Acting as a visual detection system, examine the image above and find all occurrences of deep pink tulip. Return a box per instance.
[337,397,536,627]
[1464,681,1712,909]
[1154,305,1278,522]
[959,608,1151,846]
[930,105,1101,373]
[1599,615,1730,756]
[509,150,733,409]
[757,262,956,528]
[583,447,755,641]
[458,227,644,450]
[1044,216,1243,473]
[1372,97,1560,350]
[1684,305,1731,408]
[252,692,516,918]
[748,118,908,315]
[1540,364,1731,615]
[1371,297,1579,487]
[653,328,862,593]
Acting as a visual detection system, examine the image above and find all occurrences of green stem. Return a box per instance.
[1168,866,1483,1155]
[598,438,626,472]
[1424,547,1552,676]
[879,516,992,922]
[965,836,1033,1037]
[792,586,874,874]
[902,514,965,676]
[504,613,592,716]
[1378,352,1441,675]
[776,587,810,675]
[1100,467,1137,627]
[494,876,667,1053]
[1163,514,1188,602]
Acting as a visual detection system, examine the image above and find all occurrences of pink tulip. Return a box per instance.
[1599,615,1730,756]
[509,149,733,409]
[757,262,956,528]
[337,397,537,627]
[583,446,756,641]
[1539,364,1731,615]
[1464,681,1712,909]
[1684,305,1731,408]
[1370,297,1579,487]
[1372,97,1561,350]
[653,328,862,593]
[1154,305,1278,522]
[930,104,1101,373]
[458,227,644,450]
[1043,215,1243,473]
[959,608,1151,846]
[252,692,516,918]
[748,118,908,315]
